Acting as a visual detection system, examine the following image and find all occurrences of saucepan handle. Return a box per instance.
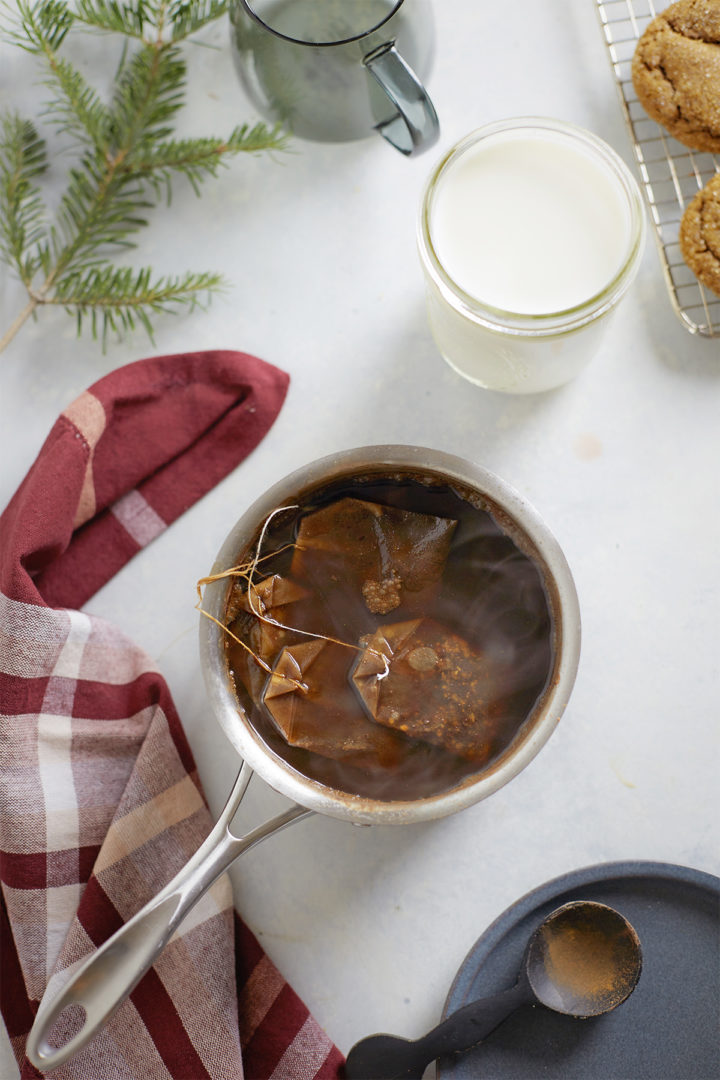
[26,761,313,1072]
[363,42,439,156]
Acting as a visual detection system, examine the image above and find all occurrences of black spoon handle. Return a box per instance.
[344,979,530,1080]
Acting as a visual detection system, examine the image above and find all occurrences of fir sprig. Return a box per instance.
[0,115,49,283]
[56,264,225,341]
[0,0,287,353]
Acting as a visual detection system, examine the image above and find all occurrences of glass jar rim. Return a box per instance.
[237,0,405,47]
[418,117,646,337]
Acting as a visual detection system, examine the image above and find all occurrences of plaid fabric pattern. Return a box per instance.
[0,352,344,1080]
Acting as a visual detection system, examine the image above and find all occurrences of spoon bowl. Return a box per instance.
[525,900,642,1017]
[344,900,642,1080]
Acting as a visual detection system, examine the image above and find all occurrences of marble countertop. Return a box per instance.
[1,0,718,1075]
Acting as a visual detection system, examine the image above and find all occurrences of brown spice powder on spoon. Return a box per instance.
[537,913,638,1013]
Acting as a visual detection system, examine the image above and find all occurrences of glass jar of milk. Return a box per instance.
[417,118,646,394]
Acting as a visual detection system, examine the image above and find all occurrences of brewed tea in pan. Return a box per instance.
[224,475,557,801]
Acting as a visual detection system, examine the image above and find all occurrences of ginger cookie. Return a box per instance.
[632,0,720,152]
[679,172,720,295]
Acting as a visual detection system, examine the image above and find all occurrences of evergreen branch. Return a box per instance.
[51,158,152,269]
[0,0,290,354]
[168,0,228,41]
[52,264,224,345]
[45,33,186,274]
[73,0,232,44]
[3,2,109,146]
[0,112,48,284]
[122,123,289,192]
[110,41,185,153]
[222,122,290,156]
[72,0,151,40]
[47,42,184,275]
[40,56,111,144]
[4,0,73,53]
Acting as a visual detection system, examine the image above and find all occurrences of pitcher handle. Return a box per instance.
[363,42,439,156]
[26,761,313,1073]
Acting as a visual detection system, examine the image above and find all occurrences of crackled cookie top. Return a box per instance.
[680,172,720,295]
[632,0,720,152]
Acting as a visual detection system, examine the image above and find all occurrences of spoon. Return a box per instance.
[344,900,642,1080]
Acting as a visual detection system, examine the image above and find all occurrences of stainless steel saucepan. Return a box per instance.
[27,445,581,1072]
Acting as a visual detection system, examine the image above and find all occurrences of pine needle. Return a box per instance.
[53,264,225,346]
[0,0,289,353]
[0,113,48,284]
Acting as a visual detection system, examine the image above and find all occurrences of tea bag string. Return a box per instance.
[196,506,307,690]
[197,505,389,692]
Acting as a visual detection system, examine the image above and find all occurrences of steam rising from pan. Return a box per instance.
[199,446,581,826]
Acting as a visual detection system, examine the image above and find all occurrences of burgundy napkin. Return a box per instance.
[0,351,344,1080]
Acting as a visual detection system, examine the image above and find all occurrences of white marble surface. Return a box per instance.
[1,1,719,1075]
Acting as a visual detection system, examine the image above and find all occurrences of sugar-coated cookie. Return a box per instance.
[679,172,720,295]
[632,0,720,152]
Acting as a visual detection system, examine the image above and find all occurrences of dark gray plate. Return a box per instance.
[438,861,720,1080]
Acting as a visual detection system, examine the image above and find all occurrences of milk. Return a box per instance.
[431,132,632,315]
[418,120,646,393]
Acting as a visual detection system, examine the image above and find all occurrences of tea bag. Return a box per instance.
[226,574,309,700]
[290,497,457,616]
[263,638,401,762]
[352,618,506,761]
[228,573,305,626]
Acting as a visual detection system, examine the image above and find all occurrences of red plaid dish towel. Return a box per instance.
[0,351,344,1080]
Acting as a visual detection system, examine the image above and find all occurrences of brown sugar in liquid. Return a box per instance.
[224,472,557,800]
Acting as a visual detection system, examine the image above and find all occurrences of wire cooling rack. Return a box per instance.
[595,0,719,337]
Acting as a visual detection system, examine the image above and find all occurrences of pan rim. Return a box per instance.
[198,444,581,825]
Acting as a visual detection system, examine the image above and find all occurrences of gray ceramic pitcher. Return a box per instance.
[229,0,439,155]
